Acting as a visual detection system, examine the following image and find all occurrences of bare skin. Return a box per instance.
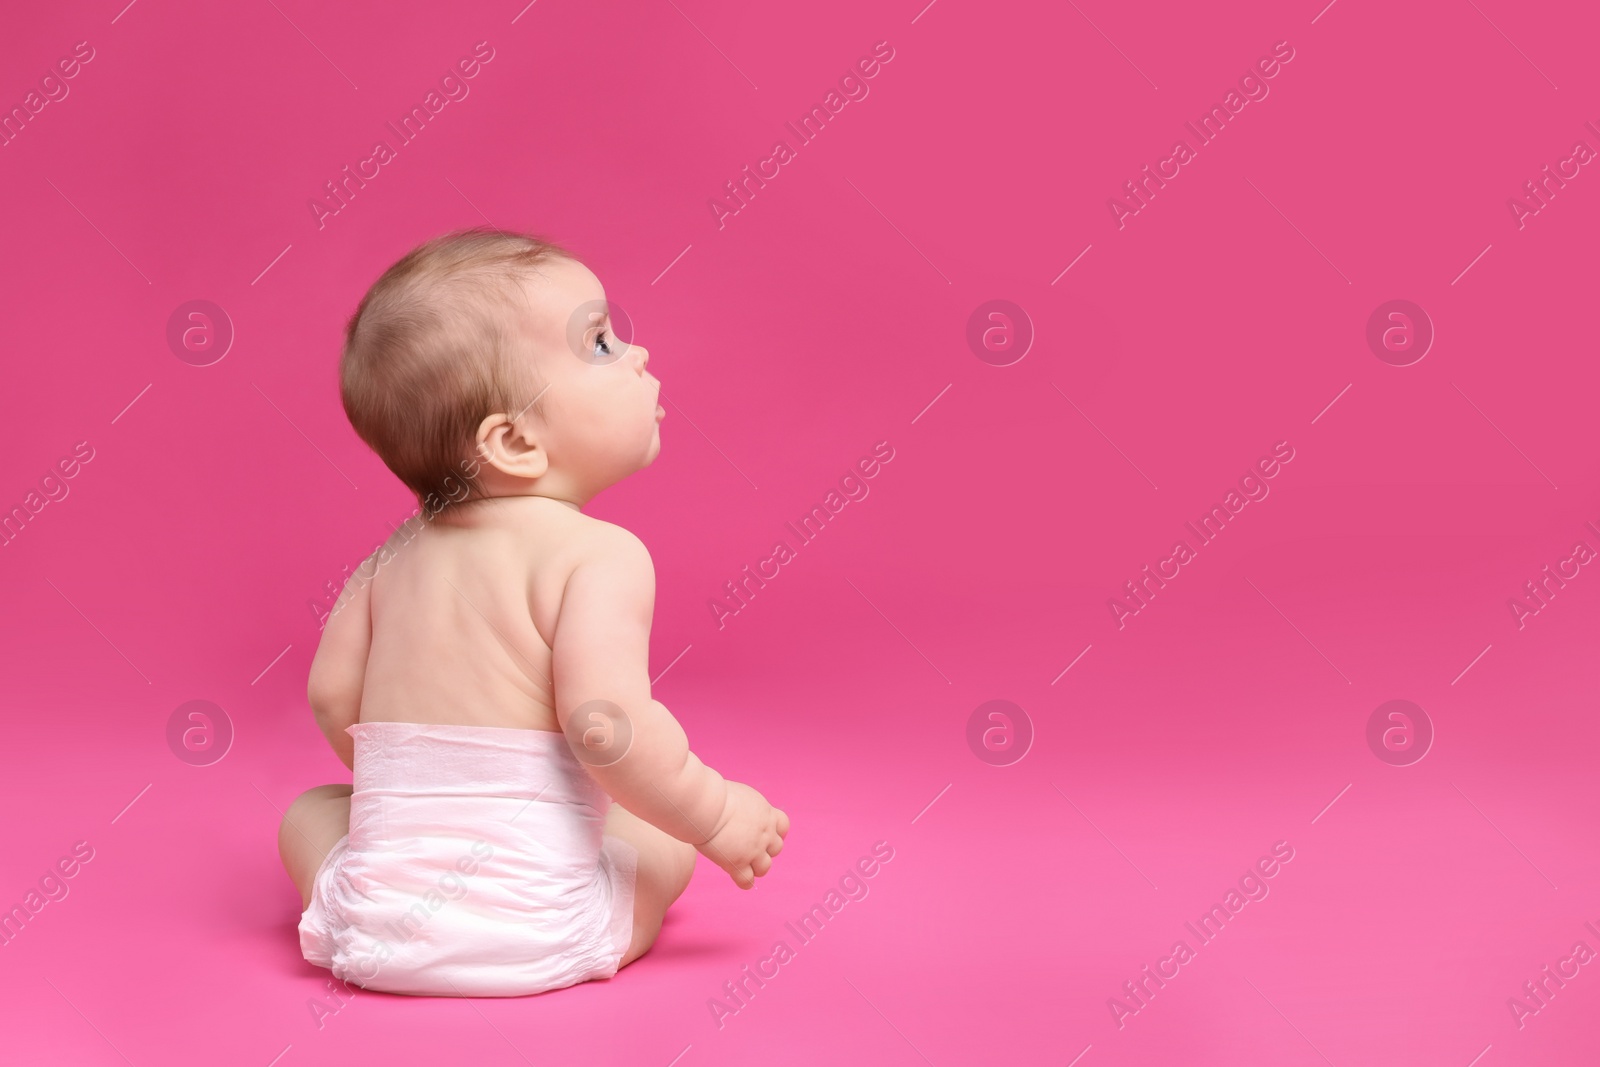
[279,256,787,971]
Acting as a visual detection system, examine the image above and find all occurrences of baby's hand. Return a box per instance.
[699,781,788,889]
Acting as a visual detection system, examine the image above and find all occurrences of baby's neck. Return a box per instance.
[468,468,592,510]
[462,492,582,513]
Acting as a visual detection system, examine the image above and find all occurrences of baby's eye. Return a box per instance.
[592,330,612,359]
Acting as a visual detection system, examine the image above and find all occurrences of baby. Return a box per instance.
[276,228,788,997]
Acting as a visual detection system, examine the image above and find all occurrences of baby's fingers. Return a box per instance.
[751,852,774,878]
[775,807,790,837]
[729,863,755,889]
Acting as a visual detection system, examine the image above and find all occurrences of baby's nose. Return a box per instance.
[632,343,650,371]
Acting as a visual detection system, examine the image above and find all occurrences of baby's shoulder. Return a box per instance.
[504,501,651,573]
[515,507,654,633]
[566,511,652,568]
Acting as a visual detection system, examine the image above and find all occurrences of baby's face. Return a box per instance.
[514,257,663,489]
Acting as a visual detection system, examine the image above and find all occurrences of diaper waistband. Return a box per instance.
[346,721,606,807]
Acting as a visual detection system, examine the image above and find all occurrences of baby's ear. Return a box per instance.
[475,412,548,479]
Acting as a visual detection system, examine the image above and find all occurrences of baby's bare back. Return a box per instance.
[357,496,603,731]
[310,489,788,891]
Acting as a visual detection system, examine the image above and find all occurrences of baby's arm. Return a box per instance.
[305,562,373,771]
[551,527,787,889]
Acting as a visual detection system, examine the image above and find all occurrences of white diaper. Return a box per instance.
[298,721,637,997]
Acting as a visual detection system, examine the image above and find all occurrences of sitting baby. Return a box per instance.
[276,228,789,997]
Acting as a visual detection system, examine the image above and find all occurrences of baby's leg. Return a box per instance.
[278,784,352,909]
[604,803,697,967]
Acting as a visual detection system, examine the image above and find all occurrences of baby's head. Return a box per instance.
[340,227,661,514]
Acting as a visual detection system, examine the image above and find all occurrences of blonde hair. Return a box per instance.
[340,227,572,511]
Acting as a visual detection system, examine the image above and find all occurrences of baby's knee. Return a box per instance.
[666,837,697,895]
[281,785,350,840]
[289,784,352,812]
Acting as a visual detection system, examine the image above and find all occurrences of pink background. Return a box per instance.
[3,0,1598,1063]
